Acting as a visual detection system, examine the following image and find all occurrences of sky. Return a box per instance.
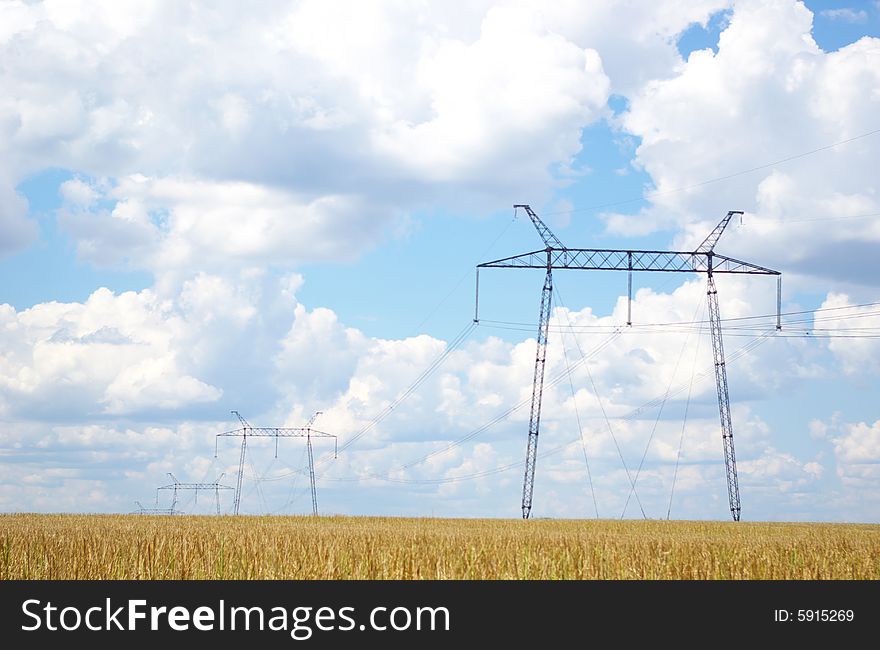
[1,0,879,522]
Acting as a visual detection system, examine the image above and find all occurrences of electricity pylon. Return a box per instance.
[155,473,234,515]
[476,205,781,520]
[131,501,176,515]
[215,411,337,516]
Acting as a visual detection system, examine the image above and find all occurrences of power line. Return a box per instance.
[478,300,880,332]
[541,127,880,217]
[760,210,880,224]
[555,286,646,519]
[336,320,477,455]
[304,327,624,486]
[559,318,599,519]
[311,327,776,489]
[301,327,624,487]
[667,312,705,520]
[409,214,518,335]
[621,295,705,519]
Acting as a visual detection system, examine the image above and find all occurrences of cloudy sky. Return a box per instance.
[1,0,879,521]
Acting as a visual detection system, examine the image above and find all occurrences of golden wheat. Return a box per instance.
[1,514,877,579]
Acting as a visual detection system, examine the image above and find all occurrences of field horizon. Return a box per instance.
[3,514,878,580]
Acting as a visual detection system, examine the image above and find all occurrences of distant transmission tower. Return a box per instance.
[155,473,234,515]
[130,501,176,515]
[476,205,782,521]
[215,411,337,516]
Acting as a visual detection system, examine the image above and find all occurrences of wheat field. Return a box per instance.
[1,514,878,579]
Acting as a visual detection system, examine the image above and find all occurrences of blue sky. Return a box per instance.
[1,0,879,521]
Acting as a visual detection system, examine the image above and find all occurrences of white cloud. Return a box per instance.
[616,0,880,290]
[820,8,868,24]
[809,418,828,439]
[102,357,221,414]
[0,267,307,422]
[825,419,880,518]
[58,176,394,281]
[739,447,820,491]
[275,304,369,401]
[0,287,222,417]
[833,420,880,464]
[0,0,606,263]
[0,1,39,45]
[371,6,610,183]
[538,0,732,96]
[59,178,99,206]
[803,461,823,478]
[0,0,735,263]
[819,293,880,375]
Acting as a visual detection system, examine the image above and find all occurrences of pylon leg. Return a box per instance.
[707,275,741,521]
[522,266,553,519]
[308,434,318,516]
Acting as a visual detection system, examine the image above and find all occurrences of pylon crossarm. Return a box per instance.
[216,427,338,438]
[479,248,779,275]
[157,483,234,490]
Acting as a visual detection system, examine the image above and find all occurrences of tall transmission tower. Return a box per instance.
[215,411,337,516]
[476,205,781,521]
[155,473,234,515]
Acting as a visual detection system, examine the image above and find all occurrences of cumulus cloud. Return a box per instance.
[739,447,820,491]
[818,416,880,519]
[0,0,629,265]
[57,175,393,282]
[820,8,868,24]
[275,304,369,402]
[537,0,732,96]
[0,265,316,423]
[616,0,880,290]
[0,288,221,418]
[0,0,738,265]
[833,419,880,469]
[371,6,610,182]
[773,413,880,518]
[819,293,880,375]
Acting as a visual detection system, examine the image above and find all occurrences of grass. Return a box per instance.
[1,514,878,579]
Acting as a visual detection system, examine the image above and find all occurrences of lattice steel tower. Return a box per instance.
[215,411,337,515]
[477,205,781,520]
[155,473,234,515]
